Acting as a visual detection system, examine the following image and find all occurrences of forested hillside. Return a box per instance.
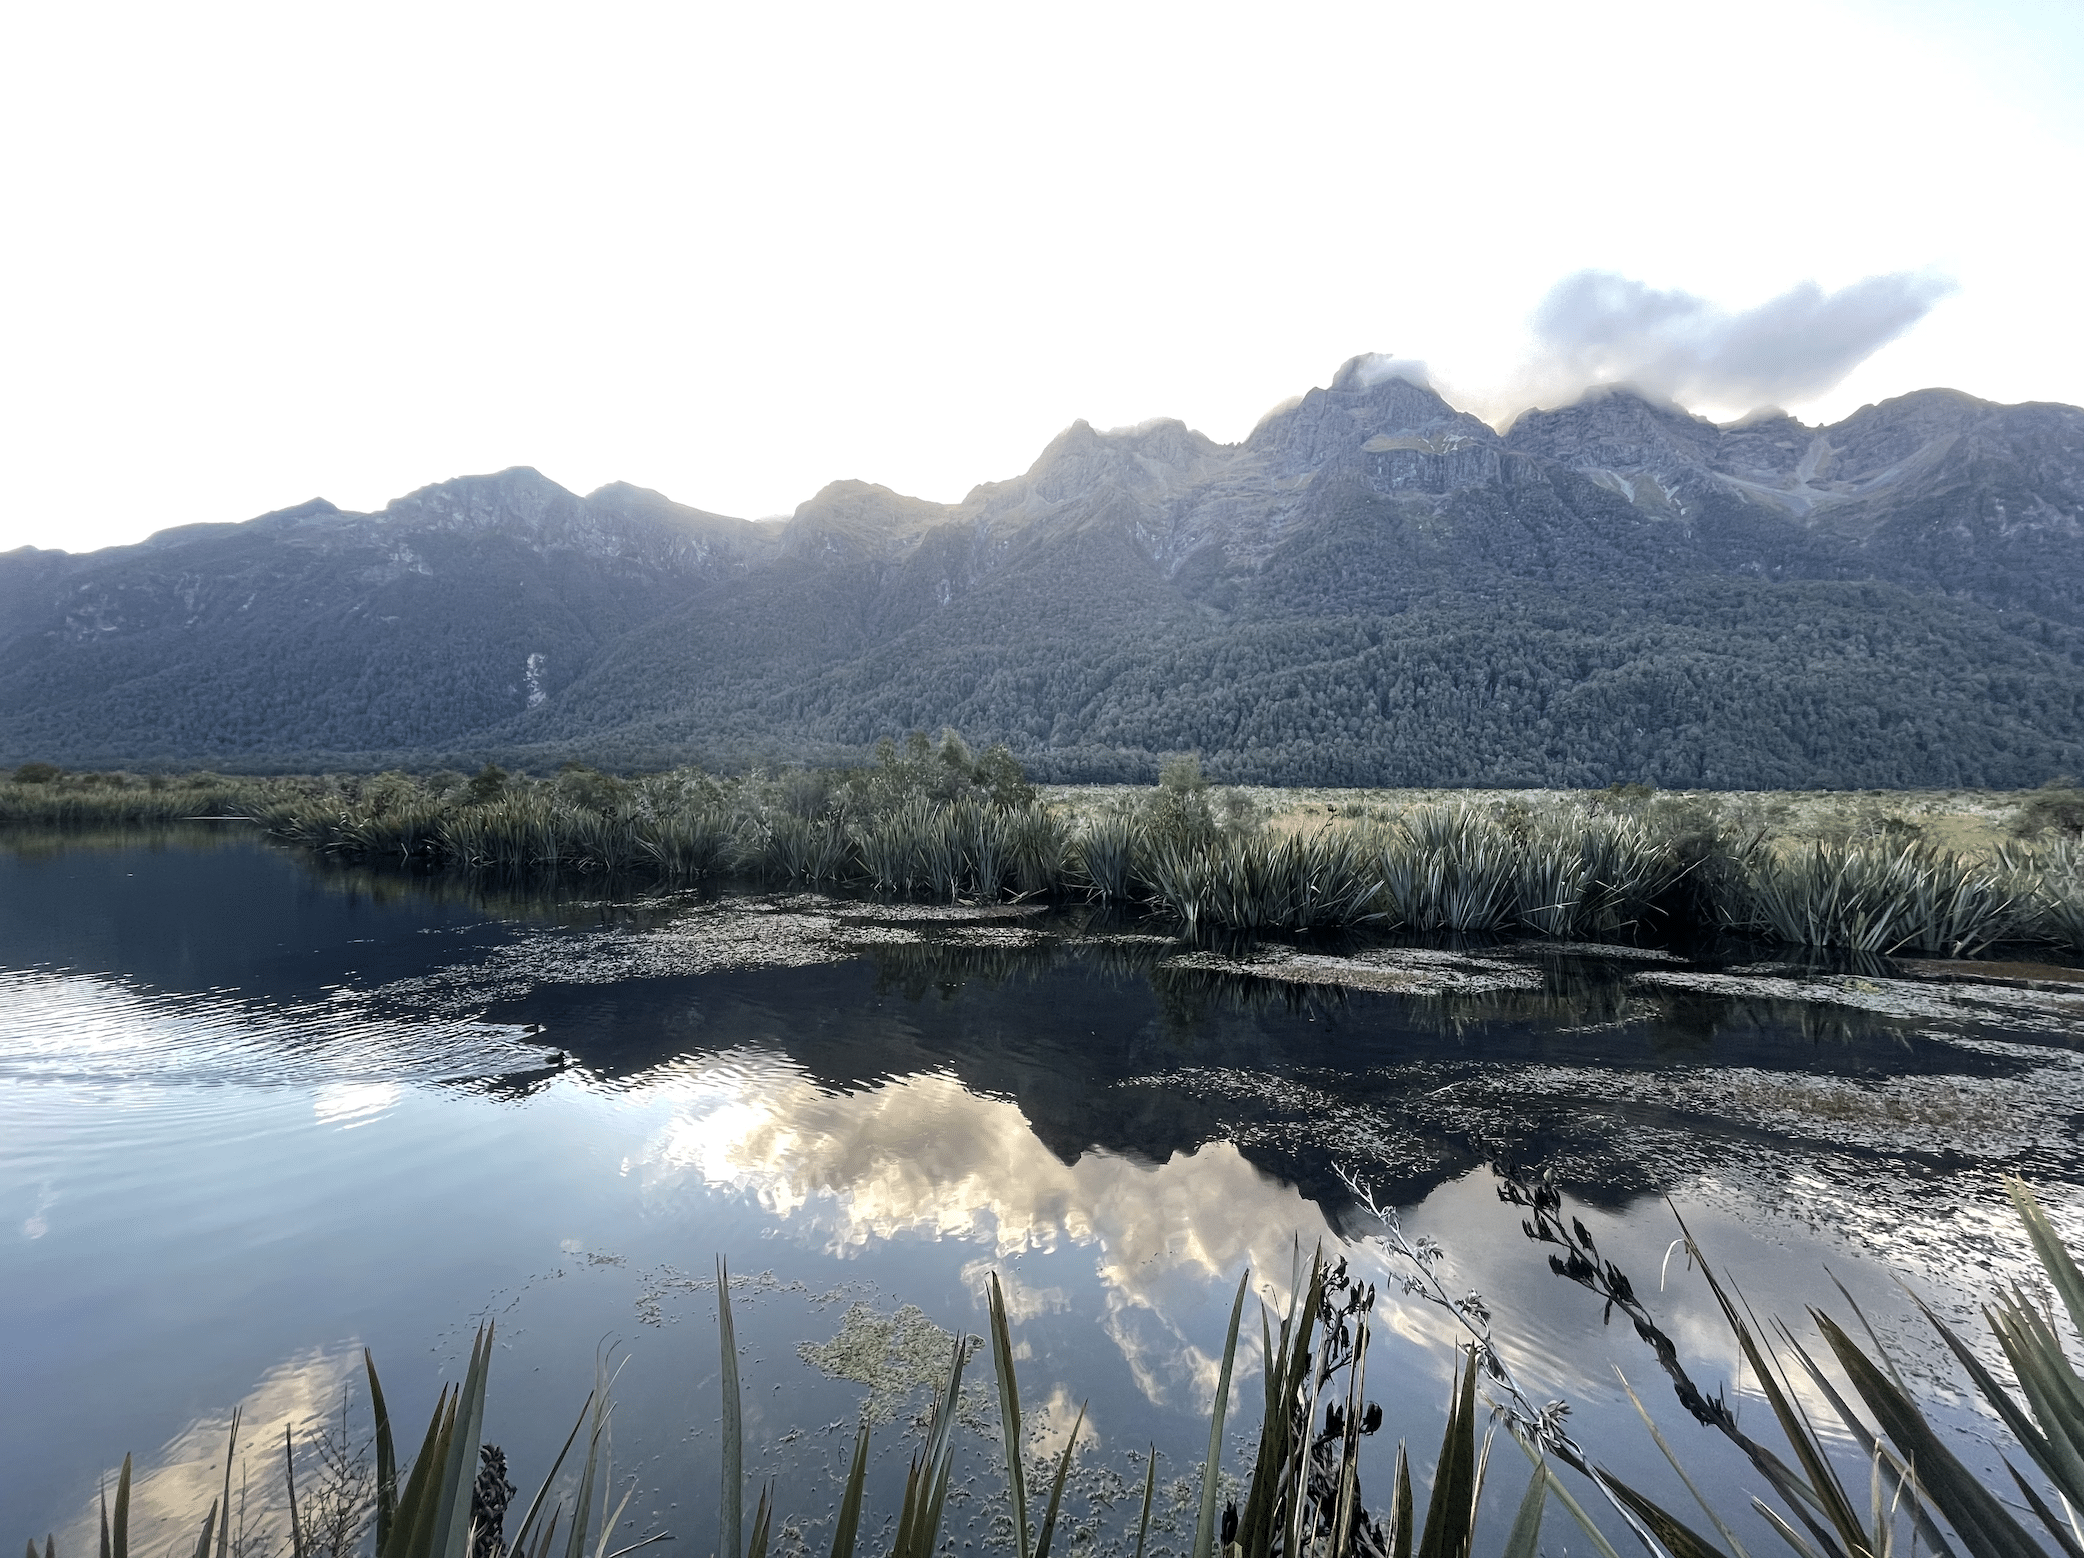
[4,359,2082,786]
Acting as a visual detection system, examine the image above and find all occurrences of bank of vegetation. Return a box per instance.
[5,742,2083,958]
[30,1178,2084,1558]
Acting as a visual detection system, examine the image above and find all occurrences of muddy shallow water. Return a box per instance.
[4,830,2082,1556]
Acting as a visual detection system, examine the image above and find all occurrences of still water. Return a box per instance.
[5,829,2082,1556]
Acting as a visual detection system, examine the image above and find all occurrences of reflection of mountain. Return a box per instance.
[0,832,515,997]
[485,933,2046,1220]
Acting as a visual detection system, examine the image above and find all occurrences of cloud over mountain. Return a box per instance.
[1525,269,1957,413]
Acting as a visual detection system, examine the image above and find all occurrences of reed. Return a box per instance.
[2017,838,2084,951]
[965,802,1016,900]
[633,810,737,878]
[1009,806,1070,897]
[1378,804,1521,931]
[745,811,852,883]
[1517,814,1684,938]
[1142,829,1383,934]
[2045,880,2084,951]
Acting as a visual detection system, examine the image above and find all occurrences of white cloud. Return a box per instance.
[1516,269,1958,418]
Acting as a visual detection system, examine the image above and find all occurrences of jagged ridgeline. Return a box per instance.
[4,360,2083,785]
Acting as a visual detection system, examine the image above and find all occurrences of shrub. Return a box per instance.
[465,764,508,804]
[2015,782,2084,838]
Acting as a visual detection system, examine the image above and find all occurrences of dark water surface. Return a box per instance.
[5,831,2083,1556]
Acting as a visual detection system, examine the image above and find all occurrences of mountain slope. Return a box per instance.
[4,360,2082,786]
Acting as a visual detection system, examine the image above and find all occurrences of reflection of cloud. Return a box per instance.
[314,1082,399,1129]
[20,1180,56,1239]
[1025,1381,1094,1464]
[59,1348,363,1557]
[630,1051,1337,1408]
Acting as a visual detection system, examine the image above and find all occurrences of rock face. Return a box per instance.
[4,361,2083,786]
[1500,384,2084,620]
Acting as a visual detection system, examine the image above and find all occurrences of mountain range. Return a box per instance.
[4,357,2082,787]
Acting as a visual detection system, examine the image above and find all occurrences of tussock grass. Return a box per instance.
[2027,838,2084,952]
[10,748,2084,954]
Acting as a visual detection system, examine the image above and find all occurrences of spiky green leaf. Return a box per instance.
[1193,1270,1249,1558]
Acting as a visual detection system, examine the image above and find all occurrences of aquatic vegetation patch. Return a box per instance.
[1157,946,1542,998]
[797,1302,983,1426]
[1501,940,1689,963]
[367,898,940,1011]
[1469,1047,2084,1163]
[1631,968,2084,1035]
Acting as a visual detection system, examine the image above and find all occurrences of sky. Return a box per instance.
[1,0,2080,554]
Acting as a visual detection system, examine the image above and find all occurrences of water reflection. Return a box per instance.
[8,833,2084,1551]
[629,1050,1332,1407]
[54,1349,364,1558]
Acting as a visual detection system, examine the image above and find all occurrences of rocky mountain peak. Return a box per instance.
[1503,386,1724,471]
[784,479,952,561]
[1247,358,1491,477]
[1825,388,2000,480]
[378,466,585,537]
[1005,417,1229,508]
[251,497,344,526]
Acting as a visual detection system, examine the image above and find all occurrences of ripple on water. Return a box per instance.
[0,966,552,1090]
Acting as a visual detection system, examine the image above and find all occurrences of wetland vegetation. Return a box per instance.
[7,739,2083,958]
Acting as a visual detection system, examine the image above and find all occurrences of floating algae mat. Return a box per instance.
[5,828,2084,1554]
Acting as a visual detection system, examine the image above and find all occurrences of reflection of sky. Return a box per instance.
[7,980,2062,1558]
[0,967,537,1090]
[55,1349,364,1558]
[11,837,2084,1557]
[630,1050,1339,1409]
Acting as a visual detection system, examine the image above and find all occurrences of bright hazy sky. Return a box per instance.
[2,0,2080,554]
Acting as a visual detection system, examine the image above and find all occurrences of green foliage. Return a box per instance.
[2014,782,2084,839]
[13,762,61,784]
[1737,839,2024,956]
[18,758,2084,949]
[465,765,508,805]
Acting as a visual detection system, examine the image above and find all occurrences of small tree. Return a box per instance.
[974,744,1034,810]
[1148,753,1218,844]
[466,764,508,804]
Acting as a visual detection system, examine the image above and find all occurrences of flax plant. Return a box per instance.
[1737,841,2023,956]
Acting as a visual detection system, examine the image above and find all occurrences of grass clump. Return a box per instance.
[13,746,2084,954]
[1736,839,2025,956]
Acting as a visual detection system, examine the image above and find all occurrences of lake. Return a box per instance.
[5,828,2082,1558]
